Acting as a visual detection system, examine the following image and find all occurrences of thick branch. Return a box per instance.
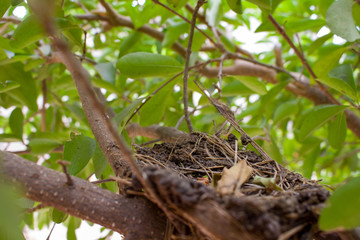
[0,151,166,240]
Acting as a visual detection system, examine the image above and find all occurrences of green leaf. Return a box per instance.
[285,19,326,33]
[0,0,10,18]
[326,0,360,42]
[51,208,68,224]
[353,4,360,27]
[186,30,207,51]
[9,107,23,139]
[313,47,347,78]
[222,80,255,96]
[0,182,25,240]
[28,138,62,154]
[113,97,145,130]
[93,144,108,178]
[140,80,177,126]
[163,22,189,49]
[207,0,222,26]
[299,105,348,141]
[308,33,333,54]
[117,52,182,78]
[246,0,272,10]
[63,134,96,175]
[11,0,22,6]
[263,137,283,164]
[236,77,267,95]
[226,0,242,14]
[319,176,360,230]
[302,144,320,179]
[329,64,357,95]
[10,15,44,49]
[328,112,347,149]
[273,101,298,123]
[0,63,38,111]
[95,62,116,84]
[119,31,142,57]
[0,133,22,142]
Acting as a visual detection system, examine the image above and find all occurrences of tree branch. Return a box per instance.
[0,151,166,240]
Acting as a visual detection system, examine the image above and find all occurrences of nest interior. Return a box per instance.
[133,132,330,240]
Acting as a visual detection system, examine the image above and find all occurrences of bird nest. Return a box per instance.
[132,132,329,239]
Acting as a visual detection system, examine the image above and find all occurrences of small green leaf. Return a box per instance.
[63,134,96,175]
[237,77,267,95]
[28,138,62,154]
[51,208,68,224]
[95,62,116,84]
[119,31,142,57]
[326,0,360,42]
[207,0,222,26]
[285,19,326,33]
[0,0,10,18]
[10,15,44,49]
[308,33,333,54]
[9,107,23,139]
[319,176,360,230]
[222,80,256,96]
[246,0,272,10]
[0,133,21,142]
[329,64,357,95]
[299,105,347,141]
[253,176,282,191]
[313,47,347,77]
[328,112,347,149]
[140,80,177,126]
[273,101,298,123]
[93,144,108,178]
[117,52,182,78]
[113,97,145,130]
[353,4,360,27]
[263,137,283,164]
[163,22,189,49]
[11,0,22,6]
[302,144,320,179]
[226,0,242,14]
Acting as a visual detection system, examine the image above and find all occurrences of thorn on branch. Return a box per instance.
[57,160,74,186]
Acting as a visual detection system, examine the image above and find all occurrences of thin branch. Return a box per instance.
[185,3,254,59]
[41,79,47,132]
[152,0,218,48]
[267,14,340,105]
[57,160,73,186]
[183,0,205,133]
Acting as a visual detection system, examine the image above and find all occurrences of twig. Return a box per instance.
[0,16,21,24]
[194,80,274,162]
[41,79,47,132]
[183,0,205,133]
[267,14,340,105]
[57,160,73,186]
[125,71,185,125]
[109,176,132,186]
[91,178,115,184]
[217,53,227,97]
[185,3,254,58]
[46,222,56,240]
[25,203,48,213]
[81,31,87,62]
[152,0,218,48]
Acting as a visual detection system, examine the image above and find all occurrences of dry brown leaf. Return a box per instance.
[216,160,253,196]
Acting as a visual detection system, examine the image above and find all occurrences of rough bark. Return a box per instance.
[0,151,166,240]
